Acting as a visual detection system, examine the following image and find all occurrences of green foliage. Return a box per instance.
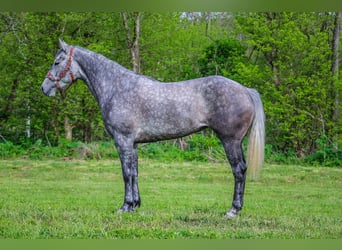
[304,135,342,167]
[140,13,208,81]
[1,132,341,167]
[235,12,339,156]
[0,12,341,162]
[199,37,246,80]
[0,141,24,158]
[264,144,300,165]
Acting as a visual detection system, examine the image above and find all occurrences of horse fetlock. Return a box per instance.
[134,198,141,208]
[118,199,140,214]
[232,198,244,210]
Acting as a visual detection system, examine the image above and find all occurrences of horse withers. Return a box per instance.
[41,39,265,218]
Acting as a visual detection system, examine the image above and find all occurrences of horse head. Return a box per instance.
[41,39,79,98]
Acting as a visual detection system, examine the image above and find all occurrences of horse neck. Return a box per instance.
[73,46,135,106]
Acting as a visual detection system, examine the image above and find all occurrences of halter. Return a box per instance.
[45,47,76,98]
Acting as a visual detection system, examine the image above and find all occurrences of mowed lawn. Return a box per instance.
[0,159,341,239]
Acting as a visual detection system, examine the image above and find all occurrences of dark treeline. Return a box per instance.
[0,12,341,161]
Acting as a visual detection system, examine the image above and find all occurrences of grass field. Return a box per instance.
[0,159,341,239]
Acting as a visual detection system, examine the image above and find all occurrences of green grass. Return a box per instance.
[0,159,341,239]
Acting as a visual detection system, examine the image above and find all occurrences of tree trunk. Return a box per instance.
[83,123,91,143]
[64,115,73,141]
[121,12,141,74]
[26,105,31,138]
[272,63,280,87]
[332,12,341,148]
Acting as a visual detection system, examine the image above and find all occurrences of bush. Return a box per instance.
[304,148,342,167]
[264,144,300,165]
[303,135,342,167]
[0,133,341,168]
[0,141,25,158]
[139,140,209,162]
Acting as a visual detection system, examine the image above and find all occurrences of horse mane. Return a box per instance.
[75,45,159,83]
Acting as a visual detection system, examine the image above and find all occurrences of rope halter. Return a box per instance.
[45,47,76,98]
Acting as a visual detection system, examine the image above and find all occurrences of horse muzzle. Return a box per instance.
[41,78,57,97]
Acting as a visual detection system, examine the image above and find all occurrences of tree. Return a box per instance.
[235,12,338,156]
[121,12,142,73]
[0,11,340,158]
[331,12,342,148]
[198,37,246,80]
[0,13,120,144]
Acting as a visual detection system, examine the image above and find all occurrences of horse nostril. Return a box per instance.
[41,85,48,95]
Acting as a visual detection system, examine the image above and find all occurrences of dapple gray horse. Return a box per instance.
[41,39,265,218]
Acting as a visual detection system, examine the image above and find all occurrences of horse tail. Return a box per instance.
[246,88,265,180]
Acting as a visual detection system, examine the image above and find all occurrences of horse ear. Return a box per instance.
[58,38,68,51]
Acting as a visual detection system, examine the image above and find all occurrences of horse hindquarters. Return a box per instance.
[217,88,265,217]
[206,82,257,217]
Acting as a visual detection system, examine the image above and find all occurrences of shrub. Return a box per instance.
[0,141,25,158]
[304,135,342,167]
[0,133,341,168]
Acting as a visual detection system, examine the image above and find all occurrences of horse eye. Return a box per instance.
[54,62,60,66]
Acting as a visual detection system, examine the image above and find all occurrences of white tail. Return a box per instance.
[246,88,265,181]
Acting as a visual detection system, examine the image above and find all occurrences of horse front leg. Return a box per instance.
[115,134,136,213]
[132,145,141,208]
[118,151,135,213]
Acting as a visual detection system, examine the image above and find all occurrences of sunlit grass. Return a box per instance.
[0,160,341,239]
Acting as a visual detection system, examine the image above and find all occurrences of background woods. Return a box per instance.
[0,12,341,164]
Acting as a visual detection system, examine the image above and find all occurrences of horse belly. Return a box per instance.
[133,83,209,143]
[134,110,207,143]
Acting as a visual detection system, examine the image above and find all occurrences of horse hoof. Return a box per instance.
[225,208,239,219]
[118,203,136,214]
[118,208,135,214]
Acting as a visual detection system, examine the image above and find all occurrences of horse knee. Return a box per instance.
[122,169,131,181]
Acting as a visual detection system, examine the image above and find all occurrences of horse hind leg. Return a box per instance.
[220,138,247,218]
